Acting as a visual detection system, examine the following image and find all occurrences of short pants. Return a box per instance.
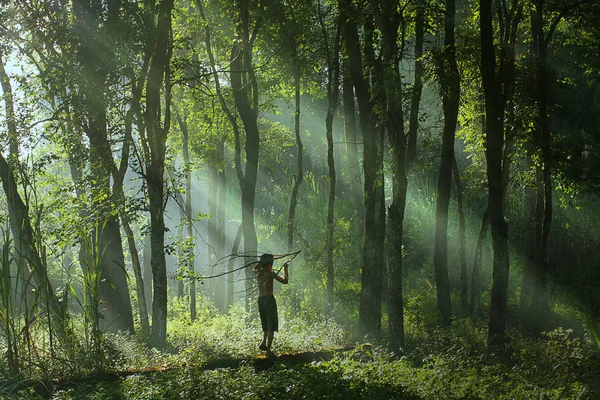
[258,295,278,332]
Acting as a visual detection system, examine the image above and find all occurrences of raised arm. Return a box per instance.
[273,261,289,284]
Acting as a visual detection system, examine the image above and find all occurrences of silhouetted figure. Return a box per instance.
[253,253,289,358]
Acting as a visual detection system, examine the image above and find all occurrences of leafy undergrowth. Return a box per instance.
[2,303,600,399]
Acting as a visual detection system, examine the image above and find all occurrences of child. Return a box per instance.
[253,253,289,357]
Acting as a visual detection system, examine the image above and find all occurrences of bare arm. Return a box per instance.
[273,262,289,284]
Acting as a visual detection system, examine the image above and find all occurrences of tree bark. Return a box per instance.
[530,0,554,332]
[185,121,197,320]
[231,0,261,312]
[433,0,460,327]
[340,0,385,341]
[113,65,151,337]
[216,137,227,313]
[370,0,408,353]
[143,234,153,317]
[342,57,363,226]
[318,8,342,314]
[145,0,174,347]
[286,27,304,253]
[480,0,510,346]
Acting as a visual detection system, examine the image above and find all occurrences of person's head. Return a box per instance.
[258,253,274,271]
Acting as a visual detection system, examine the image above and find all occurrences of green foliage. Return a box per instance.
[7,315,600,399]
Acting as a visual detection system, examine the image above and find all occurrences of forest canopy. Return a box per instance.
[1,0,600,398]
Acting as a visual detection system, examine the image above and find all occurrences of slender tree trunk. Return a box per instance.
[178,205,186,298]
[231,0,261,312]
[145,0,174,347]
[114,66,150,336]
[370,0,408,353]
[433,0,460,327]
[530,2,553,331]
[287,57,303,253]
[198,1,233,315]
[121,211,150,336]
[143,234,153,317]
[319,11,341,314]
[186,128,197,321]
[342,58,363,225]
[216,138,227,312]
[453,157,468,309]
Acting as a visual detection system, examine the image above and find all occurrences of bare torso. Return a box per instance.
[257,270,275,297]
[256,267,288,296]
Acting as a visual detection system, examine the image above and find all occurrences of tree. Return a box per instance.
[432,0,460,326]
[479,0,523,346]
[339,0,386,341]
[230,0,261,311]
[144,0,175,347]
[316,1,342,313]
[528,0,588,331]
[370,0,408,352]
[280,1,306,254]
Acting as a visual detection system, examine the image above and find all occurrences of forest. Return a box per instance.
[1,0,600,398]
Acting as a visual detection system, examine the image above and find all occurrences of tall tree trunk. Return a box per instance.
[145,0,174,347]
[178,204,186,298]
[453,157,468,309]
[340,0,385,340]
[319,9,341,314]
[530,0,554,331]
[198,0,232,316]
[433,0,460,327]
[287,48,303,253]
[480,0,510,346]
[231,0,261,312]
[216,138,227,312]
[185,122,197,321]
[114,66,150,337]
[342,58,363,226]
[370,0,408,353]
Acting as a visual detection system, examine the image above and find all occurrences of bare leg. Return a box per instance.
[266,331,274,352]
[259,332,267,350]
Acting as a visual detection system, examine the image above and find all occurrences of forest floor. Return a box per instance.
[10,345,360,399]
